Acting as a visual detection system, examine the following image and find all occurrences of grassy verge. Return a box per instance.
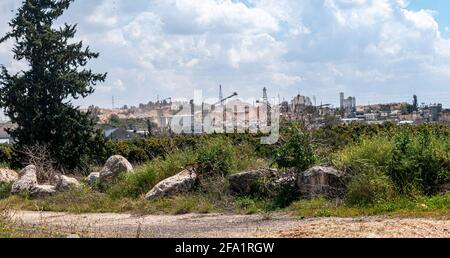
[1,188,449,219]
[0,188,219,215]
[289,194,450,219]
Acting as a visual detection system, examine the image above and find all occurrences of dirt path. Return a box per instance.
[11,211,450,238]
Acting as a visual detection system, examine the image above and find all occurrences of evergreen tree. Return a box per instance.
[0,0,107,171]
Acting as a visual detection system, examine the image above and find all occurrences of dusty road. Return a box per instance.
[11,211,450,238]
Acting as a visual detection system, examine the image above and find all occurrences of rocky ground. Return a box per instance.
[11,211,450,238]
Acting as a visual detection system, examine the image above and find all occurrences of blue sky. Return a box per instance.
[1,0,450,108]
[409,0,450,36]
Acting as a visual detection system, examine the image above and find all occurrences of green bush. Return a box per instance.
[274,123,315,170]
[333,136,393,175]
[389,129,450,195]
[345,170,396,206]
[196,137,237,177]
[334,128,450,204]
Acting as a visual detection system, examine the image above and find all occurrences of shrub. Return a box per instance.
[334,128,450,203]
[196,137,237,177]
[21,144,58,184]
[388,129,450,195]
[333,136,393,175]
[274,123,315,170]
[345,170,396,206]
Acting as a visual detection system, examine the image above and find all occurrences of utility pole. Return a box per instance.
[190,99,195,135]
[263,87,268,102]
[219,85,224,105]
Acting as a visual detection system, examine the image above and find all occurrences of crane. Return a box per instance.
[201,92,238,133]
[213,92,238,107]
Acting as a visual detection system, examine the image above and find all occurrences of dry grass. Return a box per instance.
[0,187,219,216]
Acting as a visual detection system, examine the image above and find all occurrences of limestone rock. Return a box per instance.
[99,155,133,183]
[30,184,57,197]
[87,172,100,187]
[56,175,81,191]
[11,165,38,194]
[0,169,19,184]
[146,169,197,200]
[272,171,297,189]
[228,169,280,195]
[297,165,346,199]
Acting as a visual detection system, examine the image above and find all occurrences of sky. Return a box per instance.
[1,0,450,109]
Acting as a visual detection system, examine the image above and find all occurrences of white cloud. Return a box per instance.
[1,0,450,107]
[86,0,119,27]
[228,34,285,68]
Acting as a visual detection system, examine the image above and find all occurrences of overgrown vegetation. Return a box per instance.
[1,121,449,218]
[333,126,450,205]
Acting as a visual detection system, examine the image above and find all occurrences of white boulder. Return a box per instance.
[146,169,197,200]
[56,175,81,191]
[99,155,133,183]
[0,169,19,184]
[30,184,57,197]
[11,165,38,194]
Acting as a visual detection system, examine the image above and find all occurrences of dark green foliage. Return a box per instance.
[0,0,106,171]
[274,123,315,170]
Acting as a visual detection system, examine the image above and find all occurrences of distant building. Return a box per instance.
[430,104,443,122]
[339,92,356,118]
[340,92,356,111]
[104,128,141,140]
[291,94,312,113]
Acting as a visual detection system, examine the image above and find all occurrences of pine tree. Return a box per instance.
[0,0,107,171]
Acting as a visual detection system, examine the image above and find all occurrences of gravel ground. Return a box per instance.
[12,211,450,238]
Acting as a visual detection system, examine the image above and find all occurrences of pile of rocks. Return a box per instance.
[1,152,347,202]
[5,165,81,197]
[143,165,346,201]
[228,165,346,199]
